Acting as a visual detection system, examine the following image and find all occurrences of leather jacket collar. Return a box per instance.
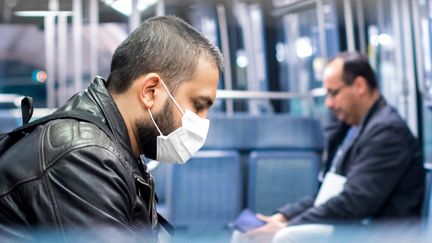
[59,76,135,157]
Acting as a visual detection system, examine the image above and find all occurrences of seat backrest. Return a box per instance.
[158,114,324,228]
[151,163,169,204]
[248,150,320,215]
[0,109,21,132]
[203,114,324,151]
[165,150,242,229]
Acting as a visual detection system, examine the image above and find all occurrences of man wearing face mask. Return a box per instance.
[0,16,222,242]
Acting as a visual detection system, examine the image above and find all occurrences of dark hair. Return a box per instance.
[106,15,223,94]
[331,52,378,90]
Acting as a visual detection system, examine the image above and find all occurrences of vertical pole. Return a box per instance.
[400,0,418,135]
[73,0,83,94]
[356,0,366,53]
[156,0,165,16]
[89,0,99,79]
[45,0,58,108]
[216,4,234,115]
[316,0,327,58]
[57,14,67,105]
[129,0,140,32]
[344,0,355,51]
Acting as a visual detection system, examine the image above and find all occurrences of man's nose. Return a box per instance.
[325,96,333,108]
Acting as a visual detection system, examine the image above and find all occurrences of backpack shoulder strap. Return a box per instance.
[158,213,175,236]
[21,96,34,125]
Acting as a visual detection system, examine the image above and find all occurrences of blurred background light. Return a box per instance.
[32,70,47,83]
[295,37,313,58]
[104,0,157,16]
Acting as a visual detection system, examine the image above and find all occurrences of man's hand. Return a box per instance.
[244,213,288,243]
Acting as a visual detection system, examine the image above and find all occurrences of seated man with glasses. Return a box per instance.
[232,52,425,243]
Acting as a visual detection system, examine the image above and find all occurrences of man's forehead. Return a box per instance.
[324,58,344,84]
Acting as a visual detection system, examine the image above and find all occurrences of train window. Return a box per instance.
[232,2,271,114]
[362,0,418,136]
[274,0,339,116]
[0,2,129,108]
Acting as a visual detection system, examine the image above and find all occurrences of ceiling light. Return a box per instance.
[14,11,73,17]
[105,0,157,16]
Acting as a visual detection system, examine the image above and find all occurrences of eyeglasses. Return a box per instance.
[326,84,347,98]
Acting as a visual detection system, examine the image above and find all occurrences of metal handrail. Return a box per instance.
[216,88,326,100]
[215,88,326,117]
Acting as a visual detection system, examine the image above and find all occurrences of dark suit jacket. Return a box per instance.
[279,97,425,225]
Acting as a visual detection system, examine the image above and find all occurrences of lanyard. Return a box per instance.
[329,126,359,173]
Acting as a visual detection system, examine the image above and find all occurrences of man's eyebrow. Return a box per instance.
[194,96,214,108]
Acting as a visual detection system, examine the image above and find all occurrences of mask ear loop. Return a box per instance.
[159,79,185,115]
[148,109,163,136]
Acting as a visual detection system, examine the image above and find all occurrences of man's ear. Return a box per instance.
[353,76,369,95]
[136,73,162,109]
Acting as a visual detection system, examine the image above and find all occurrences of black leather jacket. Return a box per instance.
[0,77,158,242]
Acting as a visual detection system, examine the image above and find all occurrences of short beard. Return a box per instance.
[136,101,176,160]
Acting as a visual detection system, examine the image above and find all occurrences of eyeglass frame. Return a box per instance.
[326,84,349,98]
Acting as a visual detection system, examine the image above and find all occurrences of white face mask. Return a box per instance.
[147,80,210,164]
